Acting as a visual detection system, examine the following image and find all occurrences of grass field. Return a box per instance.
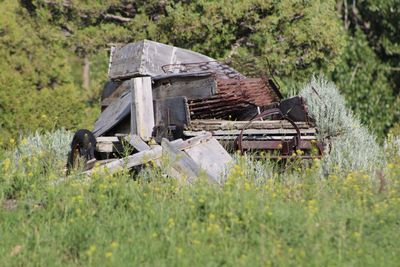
[1,131,399,266]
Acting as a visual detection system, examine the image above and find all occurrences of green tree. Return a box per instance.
[0,1,94,145]
[334,0,399,136]
[7,0,386,144]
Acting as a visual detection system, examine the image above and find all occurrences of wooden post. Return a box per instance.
[130,77,154,141]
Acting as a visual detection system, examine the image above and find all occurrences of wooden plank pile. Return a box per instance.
[67,40,323,181]
[84,133,232,185]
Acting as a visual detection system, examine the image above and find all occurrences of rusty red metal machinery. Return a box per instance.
[156,60,323,159]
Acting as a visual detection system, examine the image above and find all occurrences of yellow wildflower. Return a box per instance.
[3,158,11,171]
[167,218,175,228]
[86,245,96,256]
[244,182,251,191]
[111,241,119,248]
[352,232,361,239]
[176,247,183,255]
[191,240,200,245]
[208,213,216,220]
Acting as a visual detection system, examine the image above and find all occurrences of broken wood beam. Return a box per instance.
[161,138,202,184]
[124,134,150,152]
[84,146,162,175]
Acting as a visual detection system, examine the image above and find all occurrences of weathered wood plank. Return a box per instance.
[93,91,131,137]
[108,40,215,79]
[84,146,162,175]
[85,134,211,175]
[161,138,201,184]
[182,138,233,184]
[175,132,213,150]
[85,133,232,185]
[131,77,154,141]
[162,133,232,184]
[153,75,216,100]
[96,136,119,142]
[154,96,190,127]
[96,136,123,153]
[124,134,150,151]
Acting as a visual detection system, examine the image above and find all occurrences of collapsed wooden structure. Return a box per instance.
[68,40,323,182]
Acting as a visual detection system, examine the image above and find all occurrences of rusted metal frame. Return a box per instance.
[278,96,310,124]
[189,97,244,106]
[189,102,247,112]
[239,140,323,159]
[187,119,313,131]
[189,98,249,119]
[239,140,315,150]
[255,155,322,159]
[235,108,301,155]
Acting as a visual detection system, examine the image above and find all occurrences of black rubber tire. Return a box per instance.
[67,129,97,174]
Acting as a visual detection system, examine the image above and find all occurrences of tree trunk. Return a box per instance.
[83,55,90,89]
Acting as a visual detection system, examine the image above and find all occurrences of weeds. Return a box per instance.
[0,77,399,266]
[0,130,399,266]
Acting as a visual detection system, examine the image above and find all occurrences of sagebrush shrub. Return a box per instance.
[300,76,383,174]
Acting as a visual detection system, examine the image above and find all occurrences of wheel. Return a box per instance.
[67,129,97,174]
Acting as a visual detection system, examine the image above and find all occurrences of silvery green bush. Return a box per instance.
[13,129,72,172]
[300,76,383,174]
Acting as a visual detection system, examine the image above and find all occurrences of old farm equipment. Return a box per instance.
[67,40,323,181]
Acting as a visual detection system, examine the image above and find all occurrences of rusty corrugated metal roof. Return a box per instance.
[188,78,280,119]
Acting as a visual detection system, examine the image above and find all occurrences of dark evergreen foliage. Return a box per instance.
[0,0,398,145]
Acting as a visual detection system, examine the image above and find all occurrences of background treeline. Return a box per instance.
[0,0,399,144]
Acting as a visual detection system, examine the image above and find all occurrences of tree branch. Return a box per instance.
[104,14,131,23]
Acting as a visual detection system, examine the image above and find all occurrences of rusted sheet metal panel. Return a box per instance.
[216,78,279,106]
[187,78,280,119]
[109,40,215,79]
[162,61,246,80]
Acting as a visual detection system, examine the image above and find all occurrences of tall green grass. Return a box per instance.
[1,145,399,266]
[0,78,399,266]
